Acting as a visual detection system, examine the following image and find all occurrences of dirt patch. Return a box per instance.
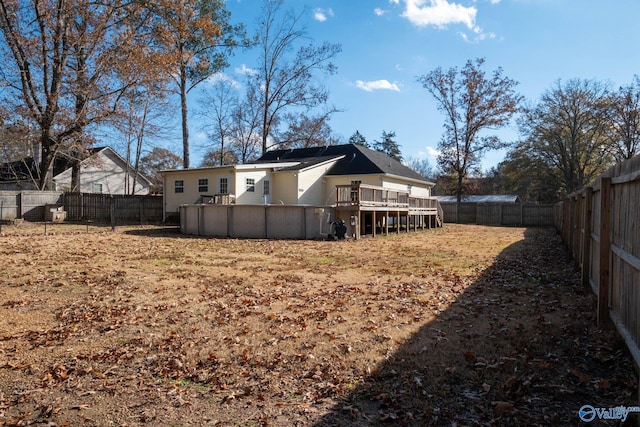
[0,224,636,426]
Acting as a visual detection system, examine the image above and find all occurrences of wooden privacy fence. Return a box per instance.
[62,193,162,223]
[554,155,640,367]
[441,202,554,226]
[0,191,162,224]
[0,190,63,221]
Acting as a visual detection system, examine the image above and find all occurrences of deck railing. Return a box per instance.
[336,184,408,208]
[336,183,441,217]
[201,193,235,205]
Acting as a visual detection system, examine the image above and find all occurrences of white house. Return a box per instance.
[53,147,152,195]
[162,144,442,238]
[0,146,152,195]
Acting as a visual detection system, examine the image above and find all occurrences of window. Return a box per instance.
[263,179,270,195]
[350,180,361,202]
[175,180,184,193]
[219,177,228,194]
[93,183,103,194]
[198,178,208,193]
[246,178,255,192]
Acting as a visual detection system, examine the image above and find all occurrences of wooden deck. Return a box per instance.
[335,184,443,237]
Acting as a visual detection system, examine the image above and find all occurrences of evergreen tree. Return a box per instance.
[373,130,402,162]
[348,130,368,147]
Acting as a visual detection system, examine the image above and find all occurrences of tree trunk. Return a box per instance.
[456,172,464,203]
[180,70,190,169]
[38,133,56,191]
[71,161,81,192]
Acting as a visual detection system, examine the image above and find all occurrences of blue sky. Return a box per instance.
[191,0,640,171]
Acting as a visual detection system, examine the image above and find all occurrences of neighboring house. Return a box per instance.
[0,146,152,195]
[163,143,442,236]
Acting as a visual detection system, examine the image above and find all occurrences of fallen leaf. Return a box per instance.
[493,401,515,416]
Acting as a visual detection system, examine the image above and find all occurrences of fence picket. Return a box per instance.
[555,157,640,371]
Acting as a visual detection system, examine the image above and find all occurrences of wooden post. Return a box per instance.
[598,177,612,327]
[582,187,593,289]
[385,211,389,235]
[573,194,581,270]
[372,212,376,237]
[110,195,116,232]
[520,202,524,226]
[139,197,144,225]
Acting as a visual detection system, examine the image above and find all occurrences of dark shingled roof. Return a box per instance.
[0,146,107,183]
[255,144,431,183]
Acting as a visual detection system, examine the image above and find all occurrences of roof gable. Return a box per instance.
[0,146,152,186]
[255,144,431,183]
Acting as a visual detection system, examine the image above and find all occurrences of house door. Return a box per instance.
[263,179,271,204]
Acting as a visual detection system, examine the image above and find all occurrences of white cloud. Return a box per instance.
[314,8,334,22]
[374,7,386,16]
[400,0,477,29]
[489,0,501,4]
[205,72,241,88]
[417,146,440,162]
[355,80,401,92]
[460,25,496,43]
[235,64,257,76]
[425,146,440,158]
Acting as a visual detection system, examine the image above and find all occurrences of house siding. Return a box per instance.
[381,176,431,197]
[53,149,150,195]
[272,172,297,205]
[235,170,270,205]
[164,168,235,214]
[297,161,341,205]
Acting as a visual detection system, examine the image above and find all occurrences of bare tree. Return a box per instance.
[275,109,340,149]
[405,157,434,180]
[230,92,262,163]
[0,0,155,189]
[609,76,640,162]
[199,77,238,165]
[251,0,341,154]
[519,79,614,194]
[110,87,173,195]
[418,58,522,202]
[140,146,183,194]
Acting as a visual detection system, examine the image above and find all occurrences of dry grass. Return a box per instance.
[0,223,636,426]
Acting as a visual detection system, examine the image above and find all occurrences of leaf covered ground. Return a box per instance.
[0,223,636,426]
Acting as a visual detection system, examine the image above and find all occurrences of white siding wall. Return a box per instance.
[272,172,298,205]
[381,176,432,197]
[234,170,270,204]
[297,161,341,205]
[54,149,150,195]
[163,168,237,214]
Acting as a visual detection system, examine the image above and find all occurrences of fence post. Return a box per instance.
[581,187,593,289]
[573,194,581,270]
[18,191,23,219]
[139,197,144,224]
[520,202,523,226]
[110,195,116,231]
[597,177,611,327]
